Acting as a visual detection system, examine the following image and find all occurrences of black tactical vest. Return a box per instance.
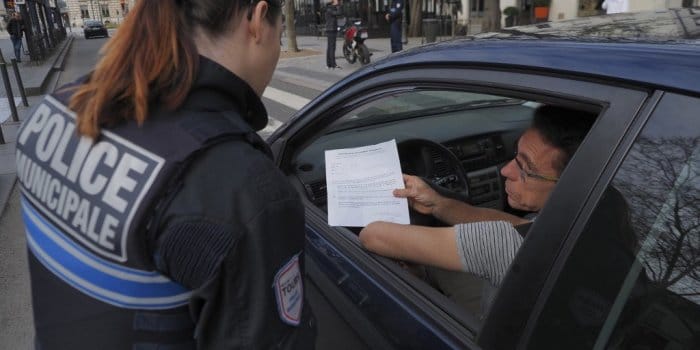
[16,91,262,349]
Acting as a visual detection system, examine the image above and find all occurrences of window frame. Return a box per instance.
[518,90,700,349]
[80,5,89,19]
[270,65,650,348]
[100,4,110,18]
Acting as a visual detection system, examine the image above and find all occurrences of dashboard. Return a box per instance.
[292,103,535,213]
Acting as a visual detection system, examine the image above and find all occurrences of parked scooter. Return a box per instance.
[342,19,371,65]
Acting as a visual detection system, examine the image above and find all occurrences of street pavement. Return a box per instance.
[0,31,431,348]
[0,28,73,232]
[260,34,426,137]
[0,28,74,349]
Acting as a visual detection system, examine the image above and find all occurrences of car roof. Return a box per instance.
[373,39,700,94]
[367,8,700,95]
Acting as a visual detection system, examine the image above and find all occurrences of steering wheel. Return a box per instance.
[397,139,470,225]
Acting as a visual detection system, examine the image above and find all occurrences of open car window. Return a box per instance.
[294,88,539,216]
[290,85,605,325]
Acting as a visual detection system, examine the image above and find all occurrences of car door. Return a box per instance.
[504,92,700,349]
[268,64,648,349]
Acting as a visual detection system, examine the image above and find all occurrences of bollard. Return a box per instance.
[11,59,29,107]
[0,62,19,122]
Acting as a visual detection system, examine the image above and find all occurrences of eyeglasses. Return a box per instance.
[512,156,559,183]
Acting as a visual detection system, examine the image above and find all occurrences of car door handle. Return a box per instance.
[323,258,369,306]
[340,278,368,306]
[308,240,369,306]
[306,228,370,306]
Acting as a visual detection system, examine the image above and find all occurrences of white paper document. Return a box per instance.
[325,139,410,227]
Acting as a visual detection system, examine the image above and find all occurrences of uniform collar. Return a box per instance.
[181,56,269,131]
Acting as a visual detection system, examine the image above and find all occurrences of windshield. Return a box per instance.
[327,90,525,133]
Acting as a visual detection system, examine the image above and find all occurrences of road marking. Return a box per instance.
[263,87,311,111]
[0,97,24,123]
[260,117,285,136]
[273,70,332,92]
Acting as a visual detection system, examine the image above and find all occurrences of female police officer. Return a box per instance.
[15,0,314,348]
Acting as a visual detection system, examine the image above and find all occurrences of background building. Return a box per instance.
[64,0,133,27]
[292,0,698,38]
[59,0,700,34]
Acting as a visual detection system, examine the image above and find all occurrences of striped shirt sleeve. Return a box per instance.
[454,221,524,287]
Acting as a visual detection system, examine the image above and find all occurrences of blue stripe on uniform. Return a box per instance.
[22,198,191,309]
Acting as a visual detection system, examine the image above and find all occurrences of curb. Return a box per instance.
[25,36,74,96]
[0,173,16,218]
[52,35,74,71]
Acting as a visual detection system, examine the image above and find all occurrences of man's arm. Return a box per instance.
[394,174,529,226]
[329,6,339,16]
[359,221,463,270]
[432,196,529,226]
[386,0,402,21]
[360,221,525,286]
[328,1,340,16]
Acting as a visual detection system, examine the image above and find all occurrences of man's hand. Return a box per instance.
[385,13,390,21]
[393,174,444,216]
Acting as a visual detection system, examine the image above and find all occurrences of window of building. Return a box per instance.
[80,5,89,19]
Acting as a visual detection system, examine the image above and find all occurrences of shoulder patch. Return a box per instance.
[273,254,303,326]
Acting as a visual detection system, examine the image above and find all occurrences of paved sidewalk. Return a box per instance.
[276,35,428,87]
[0,30,74,97]
[0,30,73,219]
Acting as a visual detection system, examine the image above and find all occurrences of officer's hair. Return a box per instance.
[67,0,282,138]
[531,105,597,174]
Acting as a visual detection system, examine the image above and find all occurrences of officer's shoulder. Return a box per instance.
[174,139,299,222]
[195,137,275,174]
[187,138,290,195]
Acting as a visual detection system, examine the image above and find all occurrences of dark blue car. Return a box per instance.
[83,20,109,39]
[267,8,700,349]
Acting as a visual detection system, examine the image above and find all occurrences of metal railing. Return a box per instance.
[0,51,28,145]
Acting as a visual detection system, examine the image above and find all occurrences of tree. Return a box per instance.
[284,0,299,52]
[615,136,700,299]
[481,0,501,33]
[408,0,422,37]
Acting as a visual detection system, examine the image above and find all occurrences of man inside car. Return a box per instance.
[359,105,596,291]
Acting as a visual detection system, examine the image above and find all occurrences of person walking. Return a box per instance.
[385,0,403,53]
[7,12,24,62]
[15,0,315,349]
[325,0,341,69]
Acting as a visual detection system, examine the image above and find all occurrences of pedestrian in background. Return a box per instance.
[385,0,403,53]
[325,0,342,69]
[7,12,24,62]
[15,0,315,349]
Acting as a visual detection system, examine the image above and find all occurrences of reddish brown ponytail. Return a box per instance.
[68,0,198,138]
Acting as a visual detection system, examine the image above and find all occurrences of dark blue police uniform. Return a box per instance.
[16,57,315,349]
[387,0,403,53]
[325,2,341,68]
